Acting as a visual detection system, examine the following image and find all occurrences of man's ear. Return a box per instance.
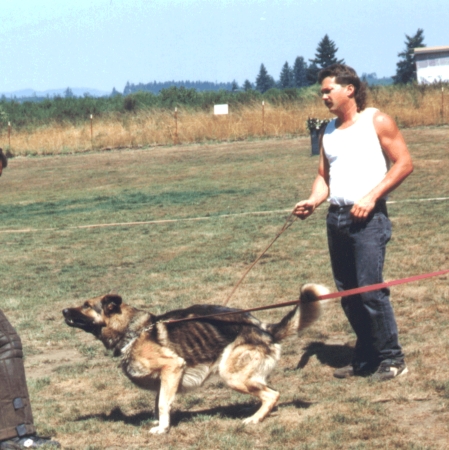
[346,84,355,98]
[101,294,122,315]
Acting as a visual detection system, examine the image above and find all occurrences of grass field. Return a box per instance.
[1,126,448,449]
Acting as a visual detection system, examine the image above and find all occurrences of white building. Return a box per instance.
[414,46,449,84]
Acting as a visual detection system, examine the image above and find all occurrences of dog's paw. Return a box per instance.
[242,415,262,425]
[149,424,169,434]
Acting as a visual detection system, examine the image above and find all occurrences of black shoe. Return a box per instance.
[333,364,376,379]
[370,360,408,382]
[0,435,60,449]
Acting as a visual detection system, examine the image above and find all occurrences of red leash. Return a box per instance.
[317,268,449,301]
[164,269,449,325]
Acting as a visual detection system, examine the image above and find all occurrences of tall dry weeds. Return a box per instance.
[369,85,447,127]
[1,85,447,155]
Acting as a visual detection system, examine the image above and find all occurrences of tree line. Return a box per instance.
[122,80,237,96]
[0,29,428,129]
[122,30,425,96]
[27,29,427,100]
[2,29,426,104]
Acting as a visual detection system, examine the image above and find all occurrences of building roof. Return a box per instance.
[414,46,449,55]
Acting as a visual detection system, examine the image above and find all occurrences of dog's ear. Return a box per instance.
[101,294,122,315]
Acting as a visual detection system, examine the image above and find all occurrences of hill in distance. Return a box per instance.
[1,87,110,99]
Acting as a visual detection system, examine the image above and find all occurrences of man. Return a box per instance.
[0,150,60,449]
[294,65,413,381]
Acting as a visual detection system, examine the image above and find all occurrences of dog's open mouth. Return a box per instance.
[63,309,94,329]
[64,317,85,328]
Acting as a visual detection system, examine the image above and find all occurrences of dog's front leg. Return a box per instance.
[149,390,160,428]
[150,357,185,434]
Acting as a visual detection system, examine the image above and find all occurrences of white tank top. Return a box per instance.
[322,107,389,206]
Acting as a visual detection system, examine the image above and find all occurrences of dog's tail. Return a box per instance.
[267,283,329,342]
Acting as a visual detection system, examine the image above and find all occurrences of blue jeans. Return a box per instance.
[326,202,404,373]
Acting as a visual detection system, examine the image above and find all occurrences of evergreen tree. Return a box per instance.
[231,80,239,92]
[124,82,132,95]
[293,56,308,88]
[279,62,294,89]
[306,62,320,86]
[111,87,121,97]
[255,64,275,93]
[243,80,253,91]
[308,34,345,84]
[310,34,345,69]
[64,87,74,98]
[393,28,426,84]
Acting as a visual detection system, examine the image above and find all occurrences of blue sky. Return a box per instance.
[0,0,447,94]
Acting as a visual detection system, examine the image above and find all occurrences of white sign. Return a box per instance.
[214,104,229,115]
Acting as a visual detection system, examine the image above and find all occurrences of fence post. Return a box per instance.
[262,101,265,135]
[90,114,93,149]
[174,108,179,145]
[7,122,11,150]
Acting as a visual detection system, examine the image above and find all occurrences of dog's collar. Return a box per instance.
[114,321,159,357]
[120,336,138,355]
[143,322,158,333]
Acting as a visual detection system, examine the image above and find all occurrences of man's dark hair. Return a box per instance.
[318,64,367,112]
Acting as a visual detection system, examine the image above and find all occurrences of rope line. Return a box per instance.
[1,196,448,235]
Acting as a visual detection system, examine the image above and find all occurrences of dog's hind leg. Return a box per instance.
[149,357,186,434]
[219,344,280,424]
[241,385,280,425]
[222,373,280,424]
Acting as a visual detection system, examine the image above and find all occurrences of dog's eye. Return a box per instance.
[82,302,91,310]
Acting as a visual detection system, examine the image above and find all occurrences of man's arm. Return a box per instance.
[293,135,330,220]
[350,111,414,221]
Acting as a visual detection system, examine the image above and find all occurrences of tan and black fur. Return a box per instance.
[62,284,328,434]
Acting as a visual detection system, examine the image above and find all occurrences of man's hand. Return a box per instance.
[293,199,316,220]
[350,196,376,222]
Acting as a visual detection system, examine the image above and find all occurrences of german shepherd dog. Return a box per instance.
[63,284,328,434]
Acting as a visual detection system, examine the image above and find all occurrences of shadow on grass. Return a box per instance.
[296,341,354,369]
[76,399,313,428]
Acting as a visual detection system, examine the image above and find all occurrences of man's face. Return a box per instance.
[320,76,353,114]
